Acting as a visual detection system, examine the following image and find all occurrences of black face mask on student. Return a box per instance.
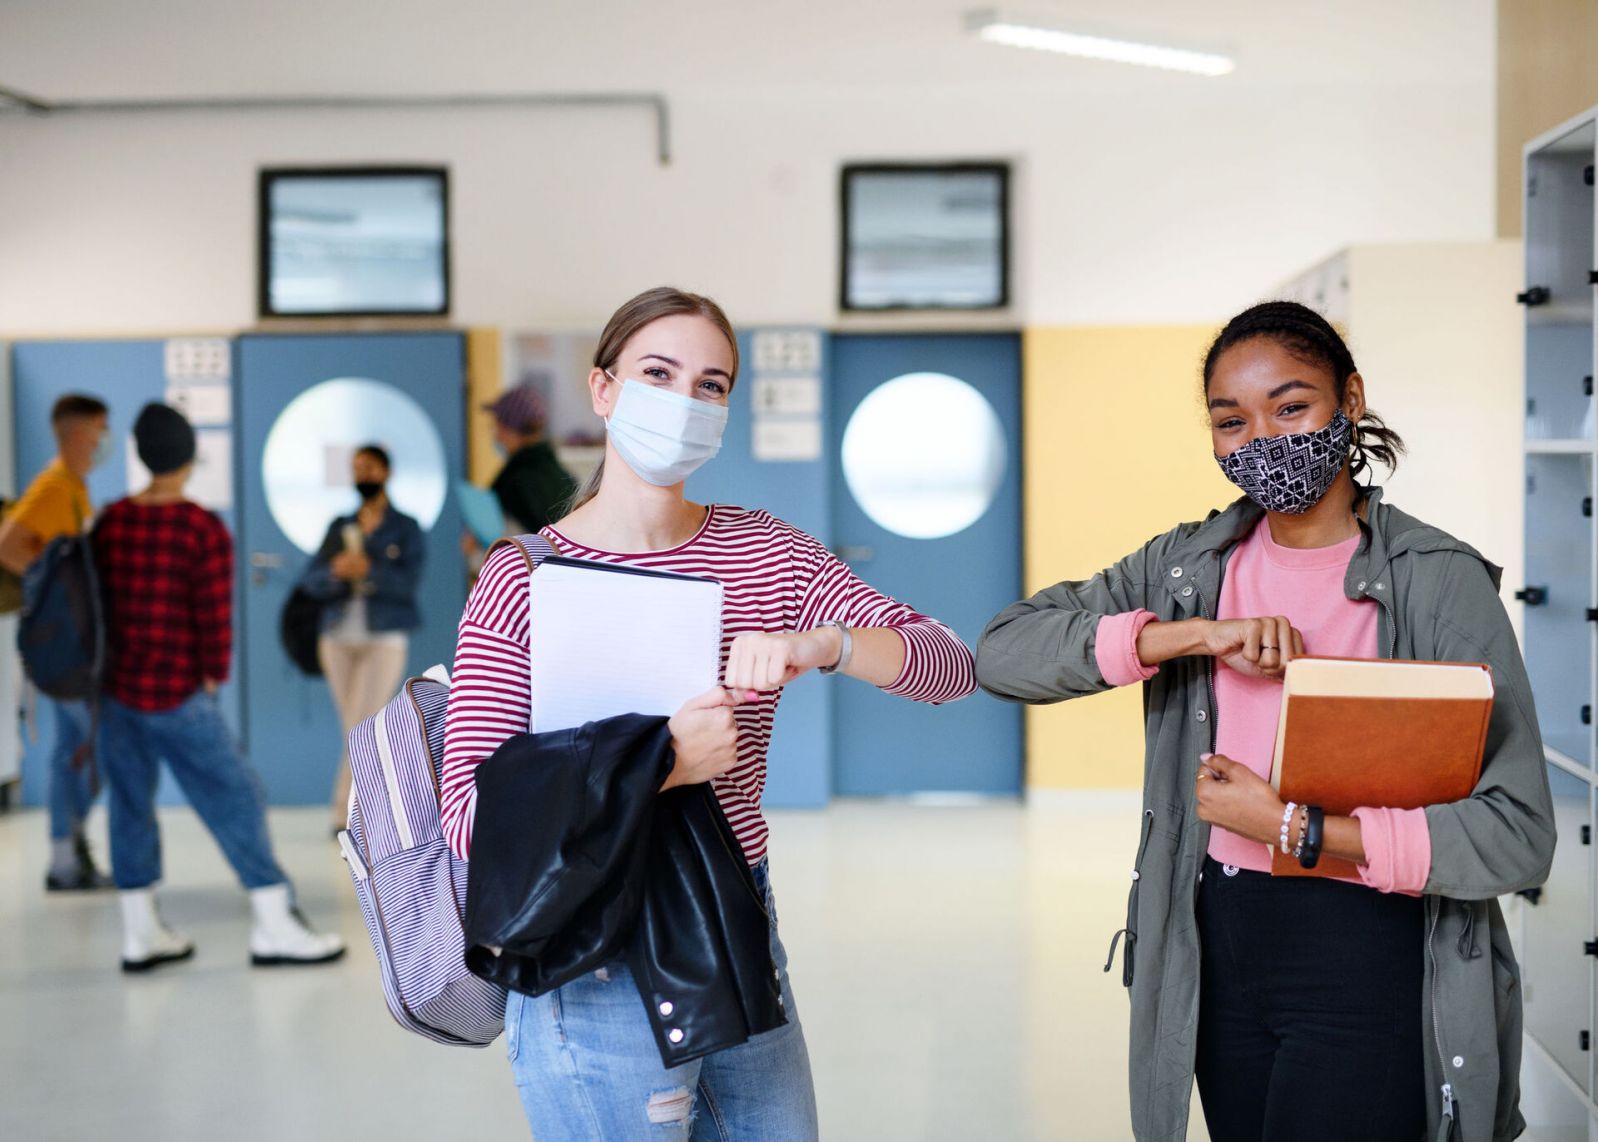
[355,481,385,501]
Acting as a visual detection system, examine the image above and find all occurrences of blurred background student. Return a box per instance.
[96,403,344,971]
[476,382,576,545]
[0,392,113,891]
[298,444,425,829]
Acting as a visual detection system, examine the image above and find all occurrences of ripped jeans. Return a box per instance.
[505,859,819,1140]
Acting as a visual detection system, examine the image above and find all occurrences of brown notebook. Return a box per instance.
[1267,657,1493,879]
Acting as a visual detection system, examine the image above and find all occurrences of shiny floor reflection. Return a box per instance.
[1,797,1217,1140]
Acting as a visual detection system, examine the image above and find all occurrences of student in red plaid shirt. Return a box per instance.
[93,403,345,973]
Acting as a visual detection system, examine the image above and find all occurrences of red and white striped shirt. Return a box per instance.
[440,504,976,863]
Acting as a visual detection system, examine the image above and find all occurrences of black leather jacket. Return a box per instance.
[462,713,786,1067]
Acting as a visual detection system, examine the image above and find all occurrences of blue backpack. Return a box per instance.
[18,533,106,701]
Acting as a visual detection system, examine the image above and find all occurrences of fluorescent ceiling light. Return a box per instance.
[968,12,1235,77]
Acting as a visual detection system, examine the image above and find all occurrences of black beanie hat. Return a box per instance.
[133,403,197,475]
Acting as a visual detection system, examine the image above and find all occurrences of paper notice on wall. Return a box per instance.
[124,428,233,510]
[190,430,233,509]
[753,418,822,462]
[165,382,231,426]
[753,376,822,417]
[164,338,231,383]
[751,330,822,374]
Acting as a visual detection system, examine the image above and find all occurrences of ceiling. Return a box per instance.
[0,0,1492,103]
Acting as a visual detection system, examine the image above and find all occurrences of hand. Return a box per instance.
[1194,753,1287,846]
[1198,616,1305,679]
[662,687,751,790]
[331,551,371,581]
[723,628,843,692]
[461,531,482,559]
[203,678,220,696]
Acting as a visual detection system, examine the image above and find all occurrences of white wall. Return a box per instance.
[1347,243,1526,612]
[1280,241,1526,629]
[0,6,1496,334]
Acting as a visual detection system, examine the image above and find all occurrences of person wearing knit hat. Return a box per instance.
[132,402,197,474]
[90,402,344,972]
[471,382,577,547]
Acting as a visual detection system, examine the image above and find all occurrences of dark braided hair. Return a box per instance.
[1201,300,1405,482]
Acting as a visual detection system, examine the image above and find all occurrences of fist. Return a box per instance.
[1201,616,1305,679]
[723,628,843,692]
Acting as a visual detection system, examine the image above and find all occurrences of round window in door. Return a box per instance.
[261,377,447,554]
[840,372,1007,539]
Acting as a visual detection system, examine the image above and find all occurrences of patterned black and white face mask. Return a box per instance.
[1214,410,1353,515]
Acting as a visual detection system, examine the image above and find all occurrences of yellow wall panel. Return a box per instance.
[1022,326,1237,789]
[465,327,504,485]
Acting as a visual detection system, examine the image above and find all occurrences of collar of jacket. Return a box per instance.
[341,504,403,534]
[1152,485,1501,621]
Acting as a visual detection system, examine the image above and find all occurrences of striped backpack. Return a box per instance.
[336,534,553,1046]
[337,664,507,1045]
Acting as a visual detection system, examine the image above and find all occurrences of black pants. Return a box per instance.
[1194,856,1427,1142]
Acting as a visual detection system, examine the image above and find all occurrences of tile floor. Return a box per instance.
[0,797,1555,1141]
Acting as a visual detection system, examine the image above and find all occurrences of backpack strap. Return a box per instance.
[485,532,560,577]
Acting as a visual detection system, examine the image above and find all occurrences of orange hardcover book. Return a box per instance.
[1267,657,1493,879]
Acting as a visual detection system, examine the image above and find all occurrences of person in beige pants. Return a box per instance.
[299,445,426,828]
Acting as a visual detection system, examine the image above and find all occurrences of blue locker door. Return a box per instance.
[10,340,237,807]
[828,333,1023,796]
[235,333,466,804]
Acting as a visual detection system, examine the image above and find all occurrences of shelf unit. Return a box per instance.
[1519,106,1598,1142]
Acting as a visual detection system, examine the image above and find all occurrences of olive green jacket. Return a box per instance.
[976,489,1554,1142]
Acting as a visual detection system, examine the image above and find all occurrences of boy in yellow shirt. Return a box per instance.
[0,393,112,889]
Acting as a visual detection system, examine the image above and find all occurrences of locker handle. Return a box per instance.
[1512,586,1546,606]
[1516,887,1542,905]
[1517,286,1550,306]
[1586,940,1598,958]
[1587,608,1598,623]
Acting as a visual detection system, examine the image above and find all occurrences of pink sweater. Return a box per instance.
[1095,517,1431,895]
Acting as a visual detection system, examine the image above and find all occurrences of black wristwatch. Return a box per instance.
[1298,805,1324,870]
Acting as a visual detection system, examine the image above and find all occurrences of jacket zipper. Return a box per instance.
[1428,901,1454,1124]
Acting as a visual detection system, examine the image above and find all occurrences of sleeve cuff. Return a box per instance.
[1094,610,1160,687]
[1351,806,1432,896]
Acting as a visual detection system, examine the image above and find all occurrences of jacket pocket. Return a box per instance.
[1105,809,1156,988]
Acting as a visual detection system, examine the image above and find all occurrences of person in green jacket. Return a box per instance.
[977,301,1553,1142]
[484,382,577,534]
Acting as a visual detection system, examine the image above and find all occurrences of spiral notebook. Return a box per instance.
[526,556,724,732]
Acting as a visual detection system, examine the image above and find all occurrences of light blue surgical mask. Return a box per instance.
[603,374,728,487]
[89,432,113,472]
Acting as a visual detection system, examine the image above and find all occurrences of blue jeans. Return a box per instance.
[46,697,96,841]
[506,860,819,1140]
[99,692,286,892]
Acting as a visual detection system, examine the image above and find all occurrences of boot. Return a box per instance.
[248,884,345,967]
[119,889,195,973]
[44,833,114,892]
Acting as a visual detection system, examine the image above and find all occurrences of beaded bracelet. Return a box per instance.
[1291,803,1308,859]
[1279,801,1298,855]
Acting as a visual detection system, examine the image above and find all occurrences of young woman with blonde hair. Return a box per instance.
[441,286,977,1139]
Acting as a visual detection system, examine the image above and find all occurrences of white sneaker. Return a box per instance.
[248,884,345,967]
[119,889,196,973]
